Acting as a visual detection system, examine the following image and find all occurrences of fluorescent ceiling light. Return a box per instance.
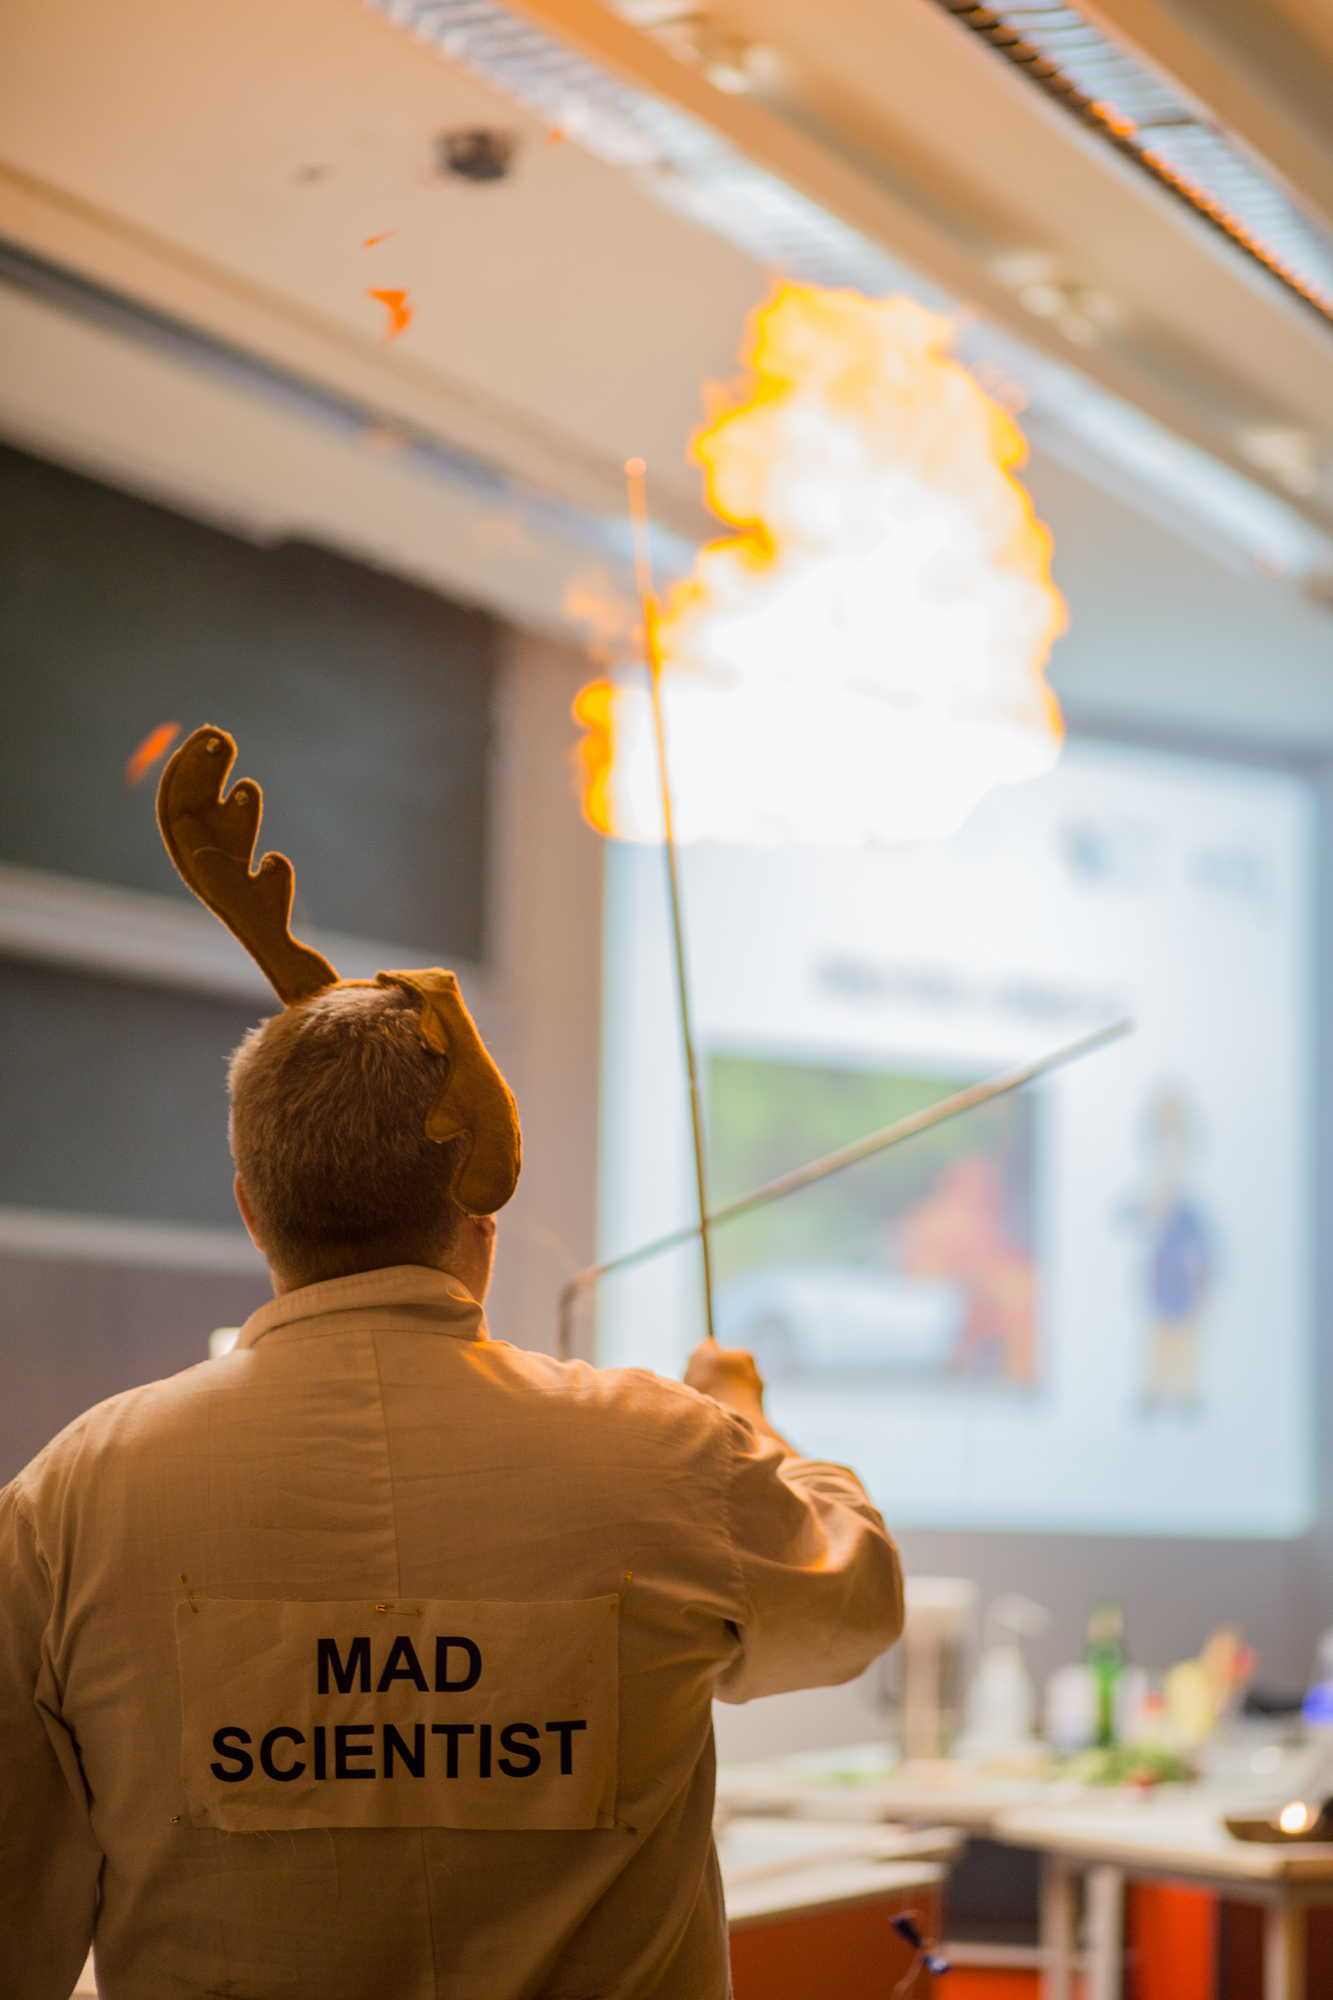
[934,0,1333,329]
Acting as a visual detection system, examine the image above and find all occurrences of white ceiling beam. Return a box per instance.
[0,158,706,543]
[0,860,488,1016]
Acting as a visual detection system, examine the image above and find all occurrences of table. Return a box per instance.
[716,1755,1083,1982]
[719,1817,960,2000]
[995,1800,1333,2000]
[718,1814,960,1922]
[716,1752,1063,1831]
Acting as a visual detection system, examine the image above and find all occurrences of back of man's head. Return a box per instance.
[229,982,466,1288]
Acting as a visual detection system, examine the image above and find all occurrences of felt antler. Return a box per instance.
[157,726,522,1214]
[156,726,339,1004]
[376,970,522,1216]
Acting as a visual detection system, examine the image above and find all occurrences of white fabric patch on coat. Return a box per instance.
[176,1595,619,1831]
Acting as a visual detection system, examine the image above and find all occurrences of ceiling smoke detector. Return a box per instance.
[439,130,515,182]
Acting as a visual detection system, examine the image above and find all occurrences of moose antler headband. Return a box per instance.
[156,726,521,1216]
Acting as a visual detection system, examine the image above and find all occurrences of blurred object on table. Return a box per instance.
[1164,1625,1254,1746]
[1045,1661,1097,1752]
[956,1594,1048,1763]
[900,1576,977,1760]
[1087,1599,1124,1748]
[1061,1741,1196,1789]
[1301,1626,1333,1730]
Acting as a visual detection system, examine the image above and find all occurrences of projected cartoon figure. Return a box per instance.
[1124,1090,1213,1412]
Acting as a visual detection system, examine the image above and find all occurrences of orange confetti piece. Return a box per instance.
[367,287,413,340]
[545,127,565,146]
[363,231,396,247]
[126,722,181,788]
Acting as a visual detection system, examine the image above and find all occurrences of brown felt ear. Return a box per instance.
[157,726,339,1005]
[377,969,522,1215]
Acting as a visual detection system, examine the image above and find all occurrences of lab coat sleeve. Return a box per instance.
[0,1482,101,2000]
[714,1422,904,1703]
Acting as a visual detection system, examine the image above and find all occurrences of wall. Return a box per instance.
[1026,447,1333,754]
[0,1256,270,1479]
[0,960,263,1228]
[483,626,606,1358]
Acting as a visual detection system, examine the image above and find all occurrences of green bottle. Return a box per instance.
[1087,1601,1124,1749]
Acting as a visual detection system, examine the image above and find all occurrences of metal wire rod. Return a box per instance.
[625,456,717,1345]
[557,1015,1131,1360]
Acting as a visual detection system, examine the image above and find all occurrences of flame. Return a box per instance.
[368,288,413,340]
[572,680,616,834]
[577,285,1066,845]
[126,721,180,787]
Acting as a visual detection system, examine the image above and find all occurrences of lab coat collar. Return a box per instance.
[236,1265,488,1351]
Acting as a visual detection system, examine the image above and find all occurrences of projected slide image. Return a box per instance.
[599,740,1313,1537]
[708,1054,1036,1388]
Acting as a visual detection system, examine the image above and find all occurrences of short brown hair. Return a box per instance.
[229,982,467,1286]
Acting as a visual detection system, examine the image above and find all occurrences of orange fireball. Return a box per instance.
[575,285,1065,846]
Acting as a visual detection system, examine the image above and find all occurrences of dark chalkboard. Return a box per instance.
[0,959,269,1228]
[0,443,496,959]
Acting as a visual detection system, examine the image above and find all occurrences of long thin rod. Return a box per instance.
[625,456,717,1345]
[558,1015,1131,1358]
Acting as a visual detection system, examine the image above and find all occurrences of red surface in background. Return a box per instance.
[729,1892,941,2000]
[942,1973,1040,1999]
[728,1882,1333,1999]
[1128,1883,1215,2000]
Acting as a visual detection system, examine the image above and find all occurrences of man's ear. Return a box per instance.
[234,1174,265,1253]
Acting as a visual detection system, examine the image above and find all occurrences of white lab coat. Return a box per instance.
[0,1265,903,1999]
